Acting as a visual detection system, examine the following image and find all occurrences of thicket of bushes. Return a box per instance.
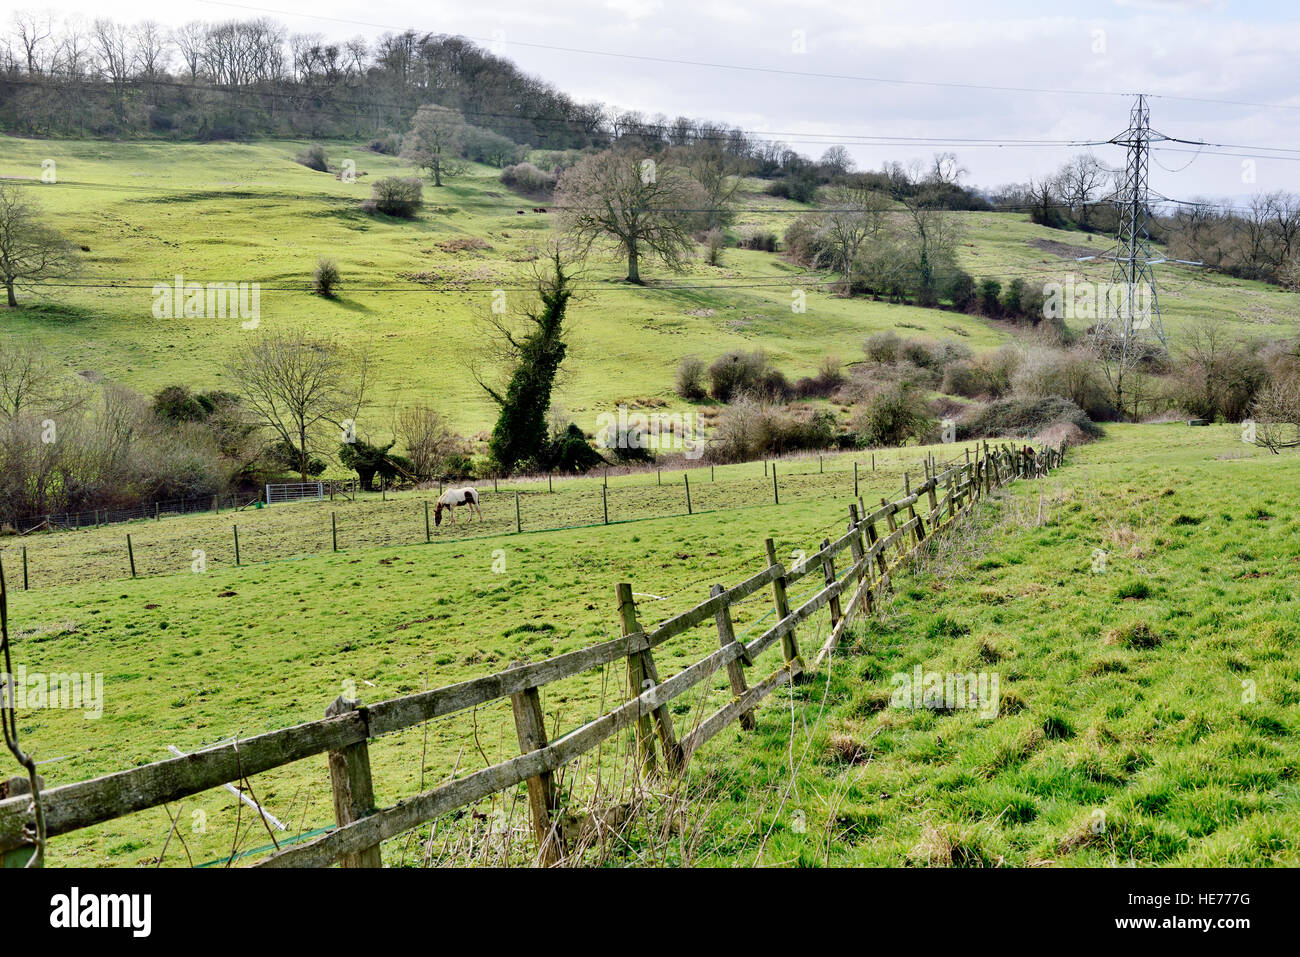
[958,397,1104,442]
[364,176,424,218]
[500,162,558,197]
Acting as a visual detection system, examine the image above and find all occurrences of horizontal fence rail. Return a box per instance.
[0,441,1065,868]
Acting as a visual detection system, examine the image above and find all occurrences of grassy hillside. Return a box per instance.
[690,424,1300,866]
[6,424,1298,865]
[3,137,1297,439]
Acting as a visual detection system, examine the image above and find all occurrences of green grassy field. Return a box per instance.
[6,424,1298,866]
[3,136,1297,438]
[689,424,1300,866]
[0,446,930,590]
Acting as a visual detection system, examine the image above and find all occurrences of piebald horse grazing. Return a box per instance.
[434,486,483,526]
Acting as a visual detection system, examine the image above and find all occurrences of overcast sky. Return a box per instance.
[8,0,1300,200]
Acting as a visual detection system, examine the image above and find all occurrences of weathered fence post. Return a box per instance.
[603,485,609,525]
[515,492,522,533]
[324,696,382,868]
[907,479,926,545]
[820,538,842,633]
[615,583,680,774]
[126,535,136,578]
[866,514,888,581]
[233,525,240,567]
[22,547,28,591]
[684,474,692,515]
[424,501,431,542]
[847,505,872,617]
[772,464,779,505]
[854,460,859,499]
[1,774,43,867]
[506,662,564,867]
[711,584,754,730]
[764,538,803,674]
[332,512,338,552]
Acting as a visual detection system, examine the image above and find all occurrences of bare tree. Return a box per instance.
[820,145,854,178]
[0,183,79,308]
[131,20,171,80]
[818,178,889,294]
[1056,153,1108,228]
[678,140,744,231]
[1251,376,1300,452]
[395,404,462,480]
[58,16,92,80]
[13,9,53,75]
[225,330,369,481]
[402,103,467,186]
[556,147,705,283]
[172,21,207,81]
[0,343,83,421]
[91,17,131,118]
[887,157,965,304]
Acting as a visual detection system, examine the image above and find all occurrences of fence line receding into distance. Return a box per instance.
[0,440,1064,868]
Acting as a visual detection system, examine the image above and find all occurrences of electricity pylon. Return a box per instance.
[1094,93,1169,353]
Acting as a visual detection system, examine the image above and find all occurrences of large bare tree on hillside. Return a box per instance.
[818,179,889,294]
[402,103,467,187]
[225,330,369,481]
[0,183,78,308]
[556,148,705,283]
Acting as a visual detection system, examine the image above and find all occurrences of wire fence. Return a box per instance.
[0,448,974,591]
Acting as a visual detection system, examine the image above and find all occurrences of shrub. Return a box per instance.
[706,398,838,463]
[958,396,1103,441]
[295,144,329,171]
[547,423,605,473]
[782,215,822,264]
[313,257,341,298]
[942,347,1020,399]
[978,278,1002,316]
[152,385,207,423]
[852,380,935,447]
[368,133,402,155]
[441,453,474,479]
[941,359,993,399]
[741,230,779,252]
[675,355,707,400]
[767,172,818,203]
[500,162,557,196]
[864,330,901,364]
[365,176,424,218]
[708,350,771,402]
[461,125,528,167]
[945,270,977,312]
[1002,278,1026,317]
[703,228,725,266]
[794,355,845,399]
[899,337,971,372]
[1012,347,1114,420]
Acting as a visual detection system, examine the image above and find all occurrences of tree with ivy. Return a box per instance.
[473,246,578,473]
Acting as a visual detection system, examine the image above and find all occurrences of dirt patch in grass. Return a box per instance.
[1030,237,1096,260]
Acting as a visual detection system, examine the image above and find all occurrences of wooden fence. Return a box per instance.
[0,440,1065,868]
